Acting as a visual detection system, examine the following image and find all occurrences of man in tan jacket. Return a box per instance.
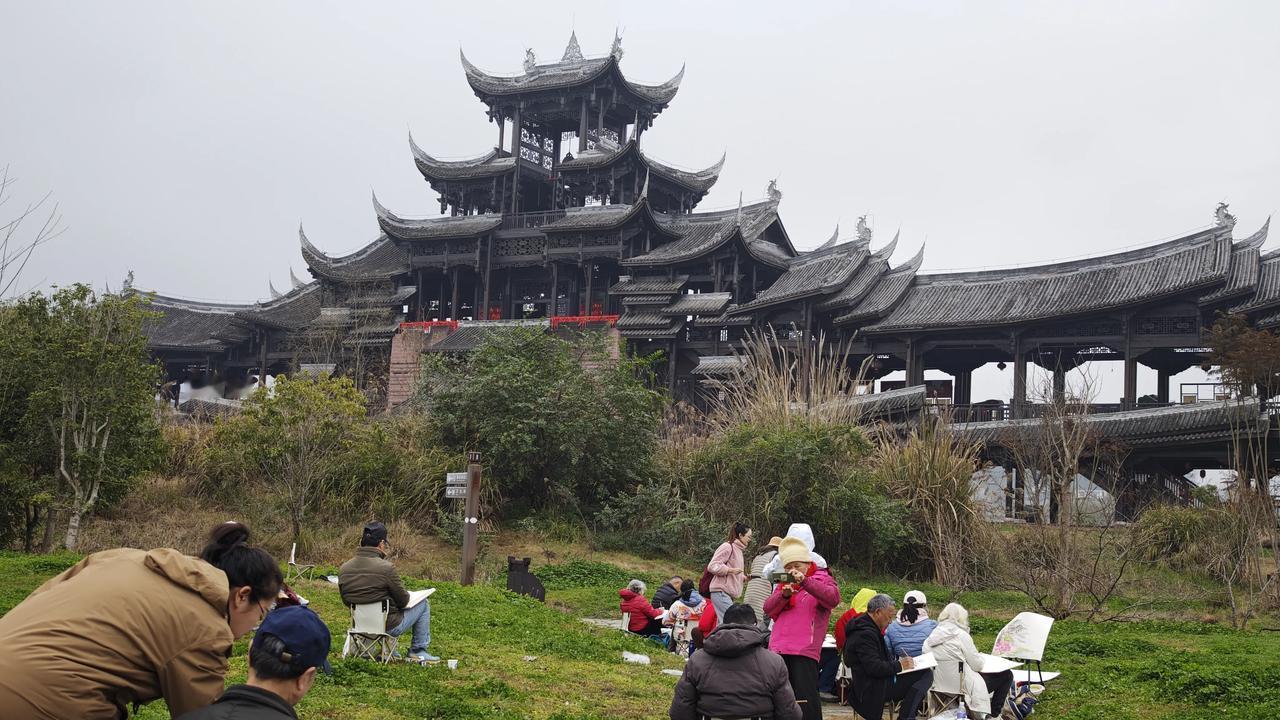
[338,521,438,664]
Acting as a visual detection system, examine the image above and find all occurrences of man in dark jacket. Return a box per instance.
[669,604,802,720]
[651,575,683,609]
[843,593,932,720]
[177,606,331,720]
[339,521,439,663]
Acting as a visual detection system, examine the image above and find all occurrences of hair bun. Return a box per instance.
[201,521,251,562]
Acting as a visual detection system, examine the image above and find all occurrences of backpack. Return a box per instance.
[697,568,713,596]
[1002,684,1038,720]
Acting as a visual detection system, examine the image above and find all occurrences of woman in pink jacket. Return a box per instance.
[706,521,751,619]
[764,536,841,720]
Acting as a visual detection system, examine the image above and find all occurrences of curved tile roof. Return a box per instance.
[833,245,926,326]
[559,140,725,194]
[954,399,1268,448]
[460,49,683,106]
[542,202,640,231]
[141,297,242,351]
[1202,219,1271,305]
[372,194,502,241]
[1230,249,1280,315]
[300,225,411,282]
[860,229,1231,333]
[661,292,732,316]
[409,133,514,181]
[234,283,322,331]
[608,275,689,295]
[623,198,782,267]
[730,239,869,314]
[815,232,899,312]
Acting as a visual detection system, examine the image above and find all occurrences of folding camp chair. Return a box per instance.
[285,542,314,585]
[621,611,632,632]
[924,659,965,719]
[342,599,395,663]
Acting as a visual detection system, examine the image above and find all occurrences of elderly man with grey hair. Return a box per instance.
[619,578,665,636]
[842,593,933,720]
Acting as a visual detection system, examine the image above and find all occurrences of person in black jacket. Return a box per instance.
[842,593,933,720]
[669,604,801,720]
[651,575,684,609]
[177,606,332,720]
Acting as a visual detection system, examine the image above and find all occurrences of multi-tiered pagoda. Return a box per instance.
[143,32,1279,429]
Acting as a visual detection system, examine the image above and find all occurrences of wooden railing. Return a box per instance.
[500,210,566,230]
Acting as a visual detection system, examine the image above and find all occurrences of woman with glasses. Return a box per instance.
[0,521,283,719]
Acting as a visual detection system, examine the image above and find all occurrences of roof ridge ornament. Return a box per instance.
[523,48,538,73]
[610,29,624,61]
[1215,202,1237,231]
[640,169,651,201]
[766,179,782,202]
[268,277,282,300]
[735,191,743,228]
[562,31,584,63]
[856,215,872,243]
[289,267,305,289]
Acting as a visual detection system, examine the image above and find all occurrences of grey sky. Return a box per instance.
[2,1,1277,401]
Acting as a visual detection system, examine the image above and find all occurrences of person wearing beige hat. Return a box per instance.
[763,536,841,720]
[744,535,783,628]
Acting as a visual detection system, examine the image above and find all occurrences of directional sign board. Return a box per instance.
[446,472,469,486]
[445,486,469,499]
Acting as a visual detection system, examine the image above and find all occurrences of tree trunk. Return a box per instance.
[40,507,59,553]
[64,506,83,550]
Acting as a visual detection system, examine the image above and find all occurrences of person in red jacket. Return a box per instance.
[619,579,665,636]
[834,587,881,656]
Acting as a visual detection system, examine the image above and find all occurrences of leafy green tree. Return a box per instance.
[208,374,368,543]
[8,285,161,549]
[418,328,663,512]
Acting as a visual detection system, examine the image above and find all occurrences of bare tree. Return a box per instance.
[0,166,63,298]
[994,371,1150,620]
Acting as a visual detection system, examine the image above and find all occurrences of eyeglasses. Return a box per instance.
[257,598,277,621]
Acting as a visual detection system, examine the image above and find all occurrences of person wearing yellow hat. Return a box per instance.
[744,535,784,629]
[763,536,842,720]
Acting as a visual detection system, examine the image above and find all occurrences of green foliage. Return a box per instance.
[0,285,162,548]
[678,419,912,572]
[418,328,664,512]
[204,377,455,544]
[532,559,657,590]
[593,478,721,560]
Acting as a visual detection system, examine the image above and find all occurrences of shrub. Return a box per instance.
[418,328,664,513]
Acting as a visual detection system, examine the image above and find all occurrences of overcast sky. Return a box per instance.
[3,1,1278,401]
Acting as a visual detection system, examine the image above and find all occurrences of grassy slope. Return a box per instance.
[4,552,1279,720]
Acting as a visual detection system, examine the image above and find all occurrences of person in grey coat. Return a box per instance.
[669,604,802,720]
[744,536,782,628]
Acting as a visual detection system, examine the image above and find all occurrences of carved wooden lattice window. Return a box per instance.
[495,236,545,256]
[1136,316,1199,335]
[1036,319,1123,337]
[547,235,577,249]
[413,244,445,256]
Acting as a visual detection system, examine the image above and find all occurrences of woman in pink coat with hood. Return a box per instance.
[764,535,841,720]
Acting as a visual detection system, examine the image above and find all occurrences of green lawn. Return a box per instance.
[2,552,1278,719]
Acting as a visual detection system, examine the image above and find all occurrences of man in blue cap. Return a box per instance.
[177,605,332,719]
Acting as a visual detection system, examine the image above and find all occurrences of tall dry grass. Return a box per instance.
[701,327,873,432]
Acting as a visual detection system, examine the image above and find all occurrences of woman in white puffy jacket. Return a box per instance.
[923,603,1014,719]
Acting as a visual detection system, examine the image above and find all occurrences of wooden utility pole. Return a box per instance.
[460,451,482,586]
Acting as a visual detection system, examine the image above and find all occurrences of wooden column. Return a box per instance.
[437,274,446,321]
[904,339,924,388]
[550,262,559,317]
[1012,335,1027,418]
[1122,317,1137,409]
[449,267,460,320]
[504,268,512,319]
[1157,368,1171,404]
[1052,363,1066,405]
[510,106,521,216]
[497,113,505,151]
[415,268,425,321]
[667,340,678,394]
[257,330,268,388]
[954,368,973,405]
[578,97,588,152]
[584,263,594,315]
[482,237,492,319]
[596,98,605,144]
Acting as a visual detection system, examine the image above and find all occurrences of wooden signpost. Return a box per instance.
[459,451,482,586]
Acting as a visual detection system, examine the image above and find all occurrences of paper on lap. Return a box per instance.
[1012,669,1060,684]
[407,588,435,607]
[899,651,937,674]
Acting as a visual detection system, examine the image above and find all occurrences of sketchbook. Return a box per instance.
[977,653,1023,673]
[899,651,937,674]
[407,588,436,608]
